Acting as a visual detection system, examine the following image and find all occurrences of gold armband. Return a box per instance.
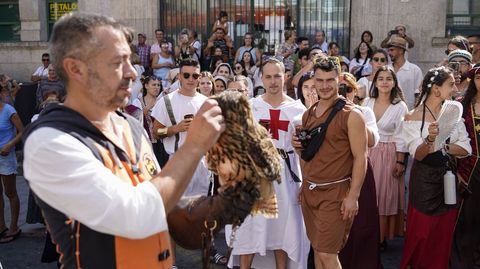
[157,127,168,138]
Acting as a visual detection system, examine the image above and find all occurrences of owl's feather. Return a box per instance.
[206,91,282,226]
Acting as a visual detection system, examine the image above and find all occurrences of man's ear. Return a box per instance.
[63,57,88,84]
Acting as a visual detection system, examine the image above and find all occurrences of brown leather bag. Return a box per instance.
[167,195,227,250]
[167,182,258,269]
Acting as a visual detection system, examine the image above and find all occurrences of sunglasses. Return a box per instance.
[161,44,169,48]
[182,72,200,79]
[445,49,454,56]
[42,59,50,62]
[235,66,242,70]
[372,57,387,63]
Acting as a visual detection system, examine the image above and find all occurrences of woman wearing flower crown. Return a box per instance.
[399,67,471,269]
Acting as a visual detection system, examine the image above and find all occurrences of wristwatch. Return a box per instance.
[157,127,168,138]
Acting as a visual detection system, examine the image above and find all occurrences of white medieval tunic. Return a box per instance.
[226,96,309,269]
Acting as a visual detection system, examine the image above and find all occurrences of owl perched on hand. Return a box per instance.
[206,91,282,226]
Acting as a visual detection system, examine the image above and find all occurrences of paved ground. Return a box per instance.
[0,162,403,269]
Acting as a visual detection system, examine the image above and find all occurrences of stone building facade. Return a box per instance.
[0,0,476,81]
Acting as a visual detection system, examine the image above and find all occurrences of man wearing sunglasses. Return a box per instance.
[447,49,473,97]
[152,58,210,195]
[31,53,50,82]
[151,58,213,266]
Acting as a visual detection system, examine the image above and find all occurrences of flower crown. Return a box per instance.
[427,68,443,88]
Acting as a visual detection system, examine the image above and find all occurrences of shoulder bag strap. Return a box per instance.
[163,94,180,151]
[301,99,346,161]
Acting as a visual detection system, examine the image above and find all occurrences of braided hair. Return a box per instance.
[414,66,453,108]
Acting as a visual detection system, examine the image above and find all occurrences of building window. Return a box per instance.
[159,0,351,56]
[0,1,20,42]
[446,0,480,36]
[47,0,78,37]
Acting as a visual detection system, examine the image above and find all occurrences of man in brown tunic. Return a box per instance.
[293,57,368,269]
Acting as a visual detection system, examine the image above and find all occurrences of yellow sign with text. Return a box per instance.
[49,2,78,21]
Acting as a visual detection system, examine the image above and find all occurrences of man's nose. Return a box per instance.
[124,61,137,81]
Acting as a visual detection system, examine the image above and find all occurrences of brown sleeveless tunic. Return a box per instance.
[299,97,356,253]
[300,98,355,183]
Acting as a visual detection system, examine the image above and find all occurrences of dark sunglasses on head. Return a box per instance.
[372,57,387,63]
[182,72,200,79]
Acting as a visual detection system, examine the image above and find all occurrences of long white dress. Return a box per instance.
[225,96,309,269]
[362,98,408,216]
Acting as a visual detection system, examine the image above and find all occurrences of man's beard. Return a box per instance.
[87,68,130,109]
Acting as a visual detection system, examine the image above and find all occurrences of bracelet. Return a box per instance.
[396,161,405,166]
[157,127,168,138]
[423,137,433,145]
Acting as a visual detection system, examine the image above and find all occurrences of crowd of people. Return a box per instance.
[0,10,480,269]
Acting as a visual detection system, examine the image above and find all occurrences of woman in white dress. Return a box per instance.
[362,66,408,249]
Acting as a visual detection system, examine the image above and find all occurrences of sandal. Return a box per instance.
[210,252,228,265]
[0,229,21,244]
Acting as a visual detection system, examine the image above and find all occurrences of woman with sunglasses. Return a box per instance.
[197,71,216,97]
[233,61,248,77]
[235,32,262,66]
[363,66,408,250]
[131,76,168,167]
[436,36,471,68]
[152,40,175,88]
[296,72,318,109]
[336,72,382,269]
[233,62,254,96]
[358,49,389,99]
[451,64,480,268]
